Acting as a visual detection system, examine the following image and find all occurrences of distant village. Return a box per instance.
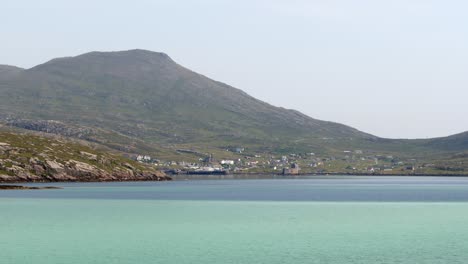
[131,147,456,175]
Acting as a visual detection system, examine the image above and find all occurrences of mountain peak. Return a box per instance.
[29,49,178,76]
[79,49,172,60]
[1,49,375,156]
[0,64,24,72]
[0,65,24,79]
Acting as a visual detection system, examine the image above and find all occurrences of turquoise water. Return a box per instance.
[2,177,468,263]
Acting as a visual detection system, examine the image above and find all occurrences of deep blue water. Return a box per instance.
[3,176,468,201]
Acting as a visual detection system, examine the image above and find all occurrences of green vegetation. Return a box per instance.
[0,131,168,182]
[0,49,467,172]
[0,132,143,171]
[0,50,374,157]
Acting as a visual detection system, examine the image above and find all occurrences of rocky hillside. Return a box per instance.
[0,132,169,182]
[0,49,375,156]
[0,50,466,159]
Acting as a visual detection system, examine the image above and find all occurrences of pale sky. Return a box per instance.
[2,0,467,139]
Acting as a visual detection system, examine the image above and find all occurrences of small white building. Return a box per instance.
[137,155,152,162]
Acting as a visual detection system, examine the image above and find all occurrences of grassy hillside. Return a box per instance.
[0,50,378,156]
[423,132,468,151]
[0,49,466,164]
[0,65,23,80]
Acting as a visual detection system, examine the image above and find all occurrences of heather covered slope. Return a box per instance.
[0,49,375,154]
[0,49,467,159]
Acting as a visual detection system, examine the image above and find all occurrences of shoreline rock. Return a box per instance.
[0,132,172,183]
[0,185,62,190]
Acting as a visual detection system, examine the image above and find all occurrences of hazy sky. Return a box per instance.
[2,0,467,139]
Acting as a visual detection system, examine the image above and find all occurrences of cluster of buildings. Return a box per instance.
[133,147,440,175]
[136,155,152,162]
[133,150,303,175]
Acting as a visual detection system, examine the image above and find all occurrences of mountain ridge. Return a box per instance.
[0,49,466,159]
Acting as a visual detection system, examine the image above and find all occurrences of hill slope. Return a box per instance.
[424,132,468,151]
[0,49,376,155]
[0,131,169,182]
[1,49,467,162]
[0,65,23,79]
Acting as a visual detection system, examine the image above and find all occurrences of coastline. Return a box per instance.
[3,172,468,185]
[0,185,62,190]
[242,172,468,177]
[0,176,172,185]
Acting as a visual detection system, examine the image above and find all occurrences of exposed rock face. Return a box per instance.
[46,160,65,173]
[0,132,171,183]
[1,155,170,183]
[4,119,95,139]
[80,151,97,161]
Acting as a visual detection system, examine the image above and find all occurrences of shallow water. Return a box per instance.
[2,176,468,263]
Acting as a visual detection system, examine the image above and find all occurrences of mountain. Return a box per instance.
[0,49,467,163]
[0,49,378,156]
[424,132,468,151]
[0,65,23,79]
[0,131,169,182]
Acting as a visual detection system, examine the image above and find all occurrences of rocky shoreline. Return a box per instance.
[0,158,172,183]
[0,176,172,184]
[0,170,172,183]
[0,185,62,190]
[0,132,172,183]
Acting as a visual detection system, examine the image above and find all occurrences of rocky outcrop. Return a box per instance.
[0,156,170,183]
[4,119,95,139]
[0,185,62,190]
[0,132,171,183]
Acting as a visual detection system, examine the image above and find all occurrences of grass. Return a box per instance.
[1,49,467,168]
[0,131,153,175]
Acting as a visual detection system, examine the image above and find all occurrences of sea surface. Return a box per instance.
[2,176,468,263]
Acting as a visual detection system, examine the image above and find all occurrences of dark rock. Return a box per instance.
[0,185,62,190]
